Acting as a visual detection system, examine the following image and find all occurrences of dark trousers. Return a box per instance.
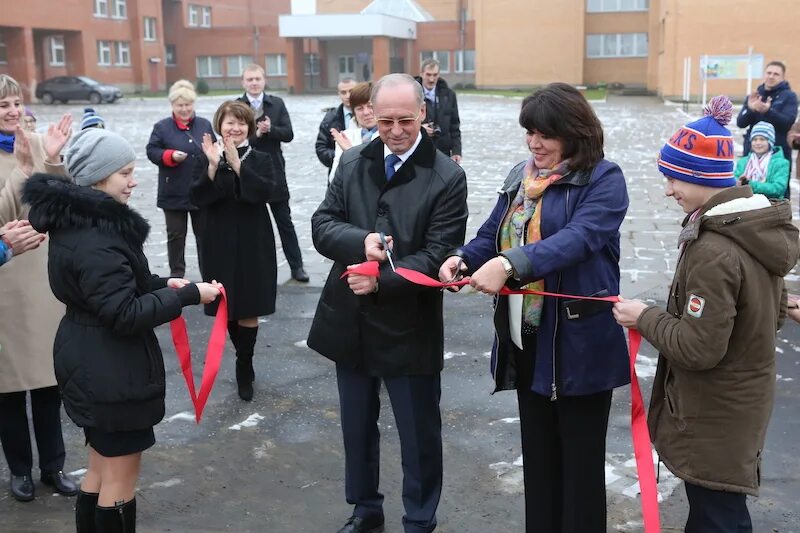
[336,364,442,533]
[164,209,203,278]
[685,482,752,533]
[0,386,66,476]
[268,200,303,270]
[516,336,612,533]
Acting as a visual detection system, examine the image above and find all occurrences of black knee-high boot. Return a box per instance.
[227,321,240,350]
[235,326,258,402]
[95,498,136,533]
[76,490,99,532]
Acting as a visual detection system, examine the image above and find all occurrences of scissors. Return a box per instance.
[446,257,465,284]
[379,232,396,272]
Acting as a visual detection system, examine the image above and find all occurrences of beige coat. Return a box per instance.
[638,187,799,495]
[0,134,65,393]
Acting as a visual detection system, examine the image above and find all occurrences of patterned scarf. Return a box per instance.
[0,132,14,153]
[499,158,571,327]
[743,150,772,183]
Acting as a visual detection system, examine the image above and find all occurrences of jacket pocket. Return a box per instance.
[561,289,611,320]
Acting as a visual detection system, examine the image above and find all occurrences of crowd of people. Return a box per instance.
[0,56,799,533]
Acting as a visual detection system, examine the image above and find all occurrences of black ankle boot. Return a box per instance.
[76,490,99,532]
[95,498,136,533]
[234,326,258,401]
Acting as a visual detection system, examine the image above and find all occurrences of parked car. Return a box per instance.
[35,76,122,105]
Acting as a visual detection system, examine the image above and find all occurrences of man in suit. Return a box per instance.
[316,77,357,181]
[309,74,468,533]
[238,64,309,282]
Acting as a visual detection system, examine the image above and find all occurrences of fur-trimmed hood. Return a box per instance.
[23,173,150,247]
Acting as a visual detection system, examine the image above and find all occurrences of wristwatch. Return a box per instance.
[498,255,515,279]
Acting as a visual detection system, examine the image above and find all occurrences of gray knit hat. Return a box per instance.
[65,128,136,186]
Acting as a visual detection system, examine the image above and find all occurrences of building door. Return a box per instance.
[338,55,355,80]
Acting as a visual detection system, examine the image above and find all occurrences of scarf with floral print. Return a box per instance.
[499,157,571,327]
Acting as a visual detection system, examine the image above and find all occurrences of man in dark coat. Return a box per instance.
[238,64,309,282]
[736,60,798,197]
[309,74,468,533]
[315,78,357,180]
[414,58,462,164]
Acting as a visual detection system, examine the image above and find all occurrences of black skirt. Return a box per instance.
[84,427,155,457]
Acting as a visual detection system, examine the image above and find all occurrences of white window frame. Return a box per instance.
[196,56,222,78]
[420,50,450,74]
[188,5,199,27]
[112,0,127,19]
[94,0,109,17]
[587,0,648,13]
[49,36,65,66]
[201,6,211,27]
[115,41,131,66]
[585,33,648,58]
[266,54,287,76]
[144,17,157,41]
[455,49,475,73]
[226,55,252,77]
[97,40,112,66]
[0,31,7,65]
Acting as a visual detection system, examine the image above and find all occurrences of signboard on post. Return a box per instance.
[699,52,764,105]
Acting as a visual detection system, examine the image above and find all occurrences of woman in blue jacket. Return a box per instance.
[146,80,215,278]
[439,83,629,533]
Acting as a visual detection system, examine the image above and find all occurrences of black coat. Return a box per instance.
[414,77,462,157]
[191,147,277,320]
[737,81,799,163]
[315,104,346,172]
[146,115,215,211]
[22,174,201,432]
[236,93,293,202]
[308,134,468,376]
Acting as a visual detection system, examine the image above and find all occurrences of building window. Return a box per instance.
[226,55,253,77]
[587,0,648,12]
[144,17,157,41]
[304,53,320,75]
[586,33,648,58]
[97,40,112,65]
[455,50,475,73]
[112,0,127,19]
[266,54,287,76]
[94,0,109,17]
[420,50,450,73]
[165,44,176,66]
[188,5,199,26]
[49,36,66,66]
[196,56,222,78]
[0,31,7,64]
[201,6,211,27]
[115,41,131,65]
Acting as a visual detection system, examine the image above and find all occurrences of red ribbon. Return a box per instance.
[169,287,228,423]
[344,261,660,532]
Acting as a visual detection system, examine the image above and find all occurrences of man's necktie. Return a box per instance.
[385,154,401,181]
[361,128,376,144]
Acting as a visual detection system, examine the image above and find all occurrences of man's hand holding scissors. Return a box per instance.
[347,232,395,295]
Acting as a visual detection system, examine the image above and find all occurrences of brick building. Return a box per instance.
[0,0,797,101]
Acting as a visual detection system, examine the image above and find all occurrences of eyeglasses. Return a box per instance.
[376,112,421,128]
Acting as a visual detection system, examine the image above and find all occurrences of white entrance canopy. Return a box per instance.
[279,13,417,40]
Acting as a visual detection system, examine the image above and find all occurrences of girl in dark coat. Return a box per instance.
[23,128,221,533]
[146,80,215,278]
[191,100,277,401]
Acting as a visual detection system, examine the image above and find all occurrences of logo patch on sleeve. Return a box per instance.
[687,294,705,318]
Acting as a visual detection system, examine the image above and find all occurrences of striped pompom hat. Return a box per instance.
[658,95,735,187]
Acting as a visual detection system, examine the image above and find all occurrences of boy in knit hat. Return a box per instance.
[734,121,790,198]
[80,108,105,130]
[613,96,799,531]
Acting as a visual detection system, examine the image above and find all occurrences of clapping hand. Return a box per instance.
[13,126,34,177]
[222,136,241,174]
[331,128,352,150]
[257,117,270,136]
[201,133,220,167]
[1,220,46,258]
[42,114,73,165]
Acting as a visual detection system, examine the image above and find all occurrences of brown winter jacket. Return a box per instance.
[637,186,799,495]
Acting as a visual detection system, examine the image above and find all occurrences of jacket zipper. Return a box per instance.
[550,188,570,401]
[491,190,513,385]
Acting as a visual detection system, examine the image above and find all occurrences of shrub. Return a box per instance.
[195,79,210,95]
